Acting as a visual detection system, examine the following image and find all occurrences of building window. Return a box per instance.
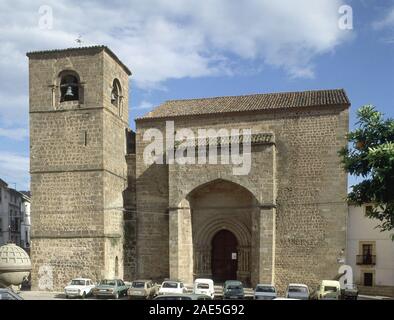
[111,79,122,108]
[60,73,80,102]
[363,272,373,287]
[357,242,376,265]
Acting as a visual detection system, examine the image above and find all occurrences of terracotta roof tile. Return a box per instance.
[138,89,350,120]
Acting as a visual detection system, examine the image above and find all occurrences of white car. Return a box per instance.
[194,279,215,299]
[285,283,310,300]
[64,278,96,299]
[158,280,187,295]
[254,284,277,300]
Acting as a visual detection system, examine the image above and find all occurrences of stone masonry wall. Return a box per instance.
[135,105,349,292]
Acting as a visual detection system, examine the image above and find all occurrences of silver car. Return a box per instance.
[286,284,310,300]
[0,289,23,300]
[254,284,277,300]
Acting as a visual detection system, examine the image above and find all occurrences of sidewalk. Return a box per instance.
[19,291,67,300]
[358,294,393,300]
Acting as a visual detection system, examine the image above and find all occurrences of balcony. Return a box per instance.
[356,255,376,265]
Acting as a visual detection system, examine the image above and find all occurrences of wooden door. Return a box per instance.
[211,230,238,282]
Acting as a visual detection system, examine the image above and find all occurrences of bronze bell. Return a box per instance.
[65,86,74,97]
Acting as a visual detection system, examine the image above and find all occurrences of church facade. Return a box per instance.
[27,46,350,292]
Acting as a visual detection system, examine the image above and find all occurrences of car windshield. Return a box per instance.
[132,282,145,288]
[100,280,116,286]
[256,286,275,293]
[324,286,338,292]
[71,280,85,286]
[227,285,242,291]
[197,283,210,289]
[289,286,308,293]
[162,282,178,289]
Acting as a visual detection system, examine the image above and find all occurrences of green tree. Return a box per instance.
[339,105,394,238]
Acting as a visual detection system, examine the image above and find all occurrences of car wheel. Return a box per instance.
[65,295,69,299]
[82,292,86,299]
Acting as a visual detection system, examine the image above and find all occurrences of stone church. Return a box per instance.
[27,46,350,291]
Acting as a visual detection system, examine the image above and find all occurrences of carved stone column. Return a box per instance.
[169,199,194,284]
[251,205,276,286]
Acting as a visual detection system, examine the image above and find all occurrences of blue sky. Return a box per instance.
[0,0,393,190]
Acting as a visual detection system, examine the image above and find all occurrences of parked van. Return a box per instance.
[193,279,215,299]
[316,280,341,300]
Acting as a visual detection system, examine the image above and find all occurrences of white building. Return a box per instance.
[20,192,31,251]
[0,179,8,245]
[347,204,394,297]
[0,179,31,252]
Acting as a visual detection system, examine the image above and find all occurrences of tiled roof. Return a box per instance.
[26,45,132,75]
[138,89,350,120]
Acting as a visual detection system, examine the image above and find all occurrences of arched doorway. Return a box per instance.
[211,230,238,282]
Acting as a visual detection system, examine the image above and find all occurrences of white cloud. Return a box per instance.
[0,127,28,140]
[135,100,155,110]
[0,0,349,89]
[0,152,30,190]
[373,7,394,30]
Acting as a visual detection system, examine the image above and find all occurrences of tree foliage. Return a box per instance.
[339,105,394,237]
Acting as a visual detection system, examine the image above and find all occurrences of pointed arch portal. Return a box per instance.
[169,179,276,286]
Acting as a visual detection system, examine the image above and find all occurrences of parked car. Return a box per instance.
[193,279,215,299]
[64,278,96,299]
[0,289,23,300]
[92,279,129,299]
[341,283,358,300]
[223,280,244,300]
[158,280,187,295]
[313,280,341,300]
[128,280,158,299]
[286,284,310,300]
[254,284,277,300]
[154,294,212,300]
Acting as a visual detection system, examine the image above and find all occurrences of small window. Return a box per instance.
[115,256,119,277]
[111,79,122,108]
[60,74,79,102]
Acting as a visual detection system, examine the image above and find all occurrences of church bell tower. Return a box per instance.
[27,46,131,290]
